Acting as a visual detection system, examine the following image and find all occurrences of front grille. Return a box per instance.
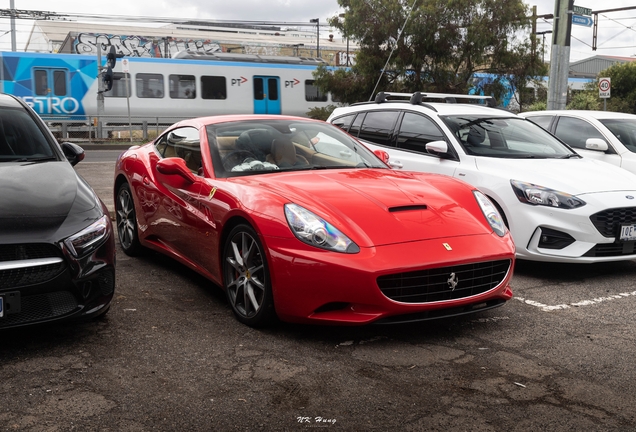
[0,243,62,261]
[0,291,78,328]
[590,207,636,237]
[584,242,636,257]
[0,243,66,289]
[377,260,511,303]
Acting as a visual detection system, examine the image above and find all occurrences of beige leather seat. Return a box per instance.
[269,138,309,167]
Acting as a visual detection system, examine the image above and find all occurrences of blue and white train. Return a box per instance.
[0,50,337,122]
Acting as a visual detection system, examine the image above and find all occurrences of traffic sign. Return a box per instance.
[573,5,592,16]
[599,77,611,99]
[572,15,593,27]
[121,58,130,73]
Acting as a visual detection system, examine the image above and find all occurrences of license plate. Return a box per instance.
[620,224,636,241]
[0,296,3,318]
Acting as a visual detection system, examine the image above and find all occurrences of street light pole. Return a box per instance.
[536,31,552,64]
[339,13,349,66]
[310,18,320,58]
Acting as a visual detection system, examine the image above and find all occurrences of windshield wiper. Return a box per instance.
[558,153,582,159]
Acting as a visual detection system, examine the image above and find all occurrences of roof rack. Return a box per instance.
[374,91,497,108]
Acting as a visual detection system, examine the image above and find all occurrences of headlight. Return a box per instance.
[473,191,507,237]
[284,203,360,253]
[64,215,110,258]
[511,180,586,209]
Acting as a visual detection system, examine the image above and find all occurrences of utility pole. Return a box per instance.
[97,45,104,139]
[547,0,573,110]
[9,0,16,51]
[310,18,319,58]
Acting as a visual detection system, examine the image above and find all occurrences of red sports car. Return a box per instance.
[114,115,515,327]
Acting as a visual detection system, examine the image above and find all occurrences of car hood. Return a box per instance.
[0,161,99,238]
[474,157,636,196]
[241,169,493,246]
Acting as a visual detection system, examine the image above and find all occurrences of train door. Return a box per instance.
[33,68,68,115]
[253,76,281,114]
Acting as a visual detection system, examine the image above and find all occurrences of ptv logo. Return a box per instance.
[285,78,301,88]
[231,77,248,86]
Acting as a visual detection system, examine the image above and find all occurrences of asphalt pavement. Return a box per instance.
[74,144,129,219]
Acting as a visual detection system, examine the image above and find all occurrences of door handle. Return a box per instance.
[389,160,403,169]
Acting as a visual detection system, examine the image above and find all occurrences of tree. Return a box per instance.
[314,0,546,106]
[591,62,636,114]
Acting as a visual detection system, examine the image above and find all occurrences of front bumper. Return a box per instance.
[0,228,116,330]
[509,191,636,263]
[264,232,515,325]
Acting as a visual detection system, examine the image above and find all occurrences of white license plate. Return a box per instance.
[620,224,636,241]
[0,296,3,318]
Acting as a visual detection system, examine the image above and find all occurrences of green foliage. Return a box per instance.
[567,92,601,110]
[589,62,636,114]
[524,100,547,112]
[306,104,339,121]
[321,0,544,104]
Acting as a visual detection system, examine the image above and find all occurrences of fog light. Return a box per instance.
[538,227,575,250]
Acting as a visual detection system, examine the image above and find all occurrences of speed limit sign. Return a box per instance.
[599,77,611,98]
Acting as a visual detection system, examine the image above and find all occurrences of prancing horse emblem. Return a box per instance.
[447,272,458,291]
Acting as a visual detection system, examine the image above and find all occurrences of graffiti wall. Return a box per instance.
[73,33,222,57]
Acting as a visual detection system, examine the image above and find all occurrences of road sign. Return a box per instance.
[121,58,130,73]
[573,5,592,16]
[572,15,593,27]
[599,77,611,98]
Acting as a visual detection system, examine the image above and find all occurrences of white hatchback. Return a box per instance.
[519,110,636,174]
[327,92,636,263]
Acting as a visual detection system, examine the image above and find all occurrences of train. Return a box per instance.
[0,50,338,123]
[0,50,595,125]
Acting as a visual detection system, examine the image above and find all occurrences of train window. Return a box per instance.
[201,76,227,100]
[136,73,164,98]
[53,70,66,96]
[254,78,264,100]
[104,73,132,98]
[268,79,279,101]
[34,70,48,96]
[305,80,327,102]
[169,74,196,99]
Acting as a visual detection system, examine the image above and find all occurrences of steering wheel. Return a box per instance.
[222,150,257,171]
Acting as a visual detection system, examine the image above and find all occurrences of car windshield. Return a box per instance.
[207,119,387,178]
[442,115,577,159]
[600,118,636,153]
[0,107,55,162]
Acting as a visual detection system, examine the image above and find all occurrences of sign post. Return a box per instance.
[121,58,133,142]
[599,77,611,111]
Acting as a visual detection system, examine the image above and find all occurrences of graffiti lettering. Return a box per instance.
[22,96,80,115]
[74,33,221,58]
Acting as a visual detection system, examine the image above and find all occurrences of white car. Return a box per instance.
[519,110,636,174]
[327,92,636,263]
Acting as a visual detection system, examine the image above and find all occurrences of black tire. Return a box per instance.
[223,224,276,327]
[116,182,142,256]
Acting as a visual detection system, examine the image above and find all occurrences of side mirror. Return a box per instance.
[373,149,390,164]
[156,157,197,183]
[426,140,449,157]
[60,142,85,166]
[586,138,609,152]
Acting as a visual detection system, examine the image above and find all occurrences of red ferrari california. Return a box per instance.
[114,115,515,327]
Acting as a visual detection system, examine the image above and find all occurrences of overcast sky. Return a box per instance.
[1,0,635,61]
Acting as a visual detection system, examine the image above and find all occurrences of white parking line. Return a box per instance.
[515,290,636,311]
